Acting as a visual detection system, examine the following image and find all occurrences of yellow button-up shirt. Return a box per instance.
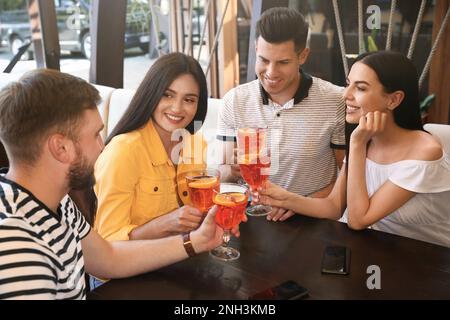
[94,120,206,241]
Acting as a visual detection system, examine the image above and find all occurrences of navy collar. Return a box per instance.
[259,69,313,105]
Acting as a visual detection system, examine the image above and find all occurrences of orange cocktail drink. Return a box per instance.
[186,169,220,214]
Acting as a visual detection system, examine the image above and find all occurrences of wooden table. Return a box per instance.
[88,215,450,300]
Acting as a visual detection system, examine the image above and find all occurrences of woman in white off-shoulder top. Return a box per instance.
[258,51,450,247]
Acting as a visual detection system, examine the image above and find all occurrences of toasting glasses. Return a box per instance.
[210,183,249,261]
[236,127,272,216]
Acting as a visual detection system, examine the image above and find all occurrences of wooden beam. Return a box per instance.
[36,0,60,70]
[89,0,126,88]
[218,0,239,96]
[168,0,180,52]
[246,0,262,83]
[207,0,219,98]
[27,0,60,69]
[27,0,43,68]
[428,0,450,124]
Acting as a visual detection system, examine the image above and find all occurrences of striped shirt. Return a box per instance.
[217,70,345,196]
[0,174,90,300]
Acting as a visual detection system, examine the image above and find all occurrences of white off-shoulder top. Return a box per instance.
[342,152,450,247]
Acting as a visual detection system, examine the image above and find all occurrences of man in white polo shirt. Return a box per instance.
[217,7,345,222]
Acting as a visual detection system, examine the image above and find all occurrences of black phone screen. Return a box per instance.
[321,246,350,275]
[248,280,309,300]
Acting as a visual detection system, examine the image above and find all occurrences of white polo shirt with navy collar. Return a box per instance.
[217,70,346,196]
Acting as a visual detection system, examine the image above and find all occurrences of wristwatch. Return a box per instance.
[182,232,197,257]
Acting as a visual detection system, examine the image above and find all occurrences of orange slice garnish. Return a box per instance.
[238,153,259,165]
[188,177,219,189]
[214,192,247,207]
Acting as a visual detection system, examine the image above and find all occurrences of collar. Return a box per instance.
[141,120,170,166]
[0,169,62,221]
[260,69,313,105]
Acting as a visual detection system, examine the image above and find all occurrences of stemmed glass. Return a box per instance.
[210,183,249,261]
[236,127,272,216]
[185,169,220,215]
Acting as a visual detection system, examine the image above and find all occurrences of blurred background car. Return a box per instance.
[0,0,151,60]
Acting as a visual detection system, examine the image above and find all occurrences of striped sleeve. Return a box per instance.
[331,92,346,148]
[73,203,91,240]
[217,88,237,141]
[0,222,57,299]
[63,196,91,240]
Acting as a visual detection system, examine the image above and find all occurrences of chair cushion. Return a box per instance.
[423,123,450,153]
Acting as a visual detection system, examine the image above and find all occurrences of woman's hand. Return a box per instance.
[257,181,291,208]
[351,111,387,145]
[164,205,205,234]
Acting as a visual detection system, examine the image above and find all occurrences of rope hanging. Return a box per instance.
[197,0,211,61]
[407,0,427,59]
[358,0,365,54]
[205,0,230,76]
[419,6,450,89]
[332,0,349,75]
[385,0,397,50]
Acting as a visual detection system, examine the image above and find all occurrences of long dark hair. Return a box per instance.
[355,50,423,131]
[344,51,424,169]
[105,52,208,145]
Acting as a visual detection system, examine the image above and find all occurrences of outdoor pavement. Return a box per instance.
[0,47,155,90]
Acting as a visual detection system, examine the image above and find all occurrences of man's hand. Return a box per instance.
[190,206,223,252]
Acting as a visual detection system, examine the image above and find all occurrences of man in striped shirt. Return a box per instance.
[0,69,225,299]
[218,7,346,222]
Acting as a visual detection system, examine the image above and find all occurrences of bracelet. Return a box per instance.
[182,232,196,257]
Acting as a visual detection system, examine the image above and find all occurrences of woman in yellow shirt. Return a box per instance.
[94,52,209,241]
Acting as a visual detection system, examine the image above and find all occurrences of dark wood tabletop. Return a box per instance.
[87,215,450,300]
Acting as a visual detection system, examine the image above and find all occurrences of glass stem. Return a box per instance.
[222,230,231,248]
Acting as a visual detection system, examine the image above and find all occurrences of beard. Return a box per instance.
[68,146,96,190]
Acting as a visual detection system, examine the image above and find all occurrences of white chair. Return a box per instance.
[106,90,222,167]
[92,84,115,139]
[424,123,450,153]
[104,88,135,137]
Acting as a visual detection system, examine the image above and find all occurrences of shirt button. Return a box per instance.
[154,186,159,192]
[183,191,188,197]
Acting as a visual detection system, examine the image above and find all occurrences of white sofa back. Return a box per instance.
[0,72,222,166]
[106,87,222,167]
[423,123,450,153]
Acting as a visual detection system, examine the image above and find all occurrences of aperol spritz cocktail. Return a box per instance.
[210,183,249,261]
[186,169,220,214]
[237,128,271,216]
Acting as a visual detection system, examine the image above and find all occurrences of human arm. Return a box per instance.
[346,112,418,229]
[129,205,204,239]
[82,206,223,279]
[259,167,347,221]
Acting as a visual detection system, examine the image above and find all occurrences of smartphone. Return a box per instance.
[248,280,309,300]
[321,246,351,275]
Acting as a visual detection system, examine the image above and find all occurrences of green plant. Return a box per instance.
[367,29,379,52]
[0,0,27,11]
[420,93,435,117]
